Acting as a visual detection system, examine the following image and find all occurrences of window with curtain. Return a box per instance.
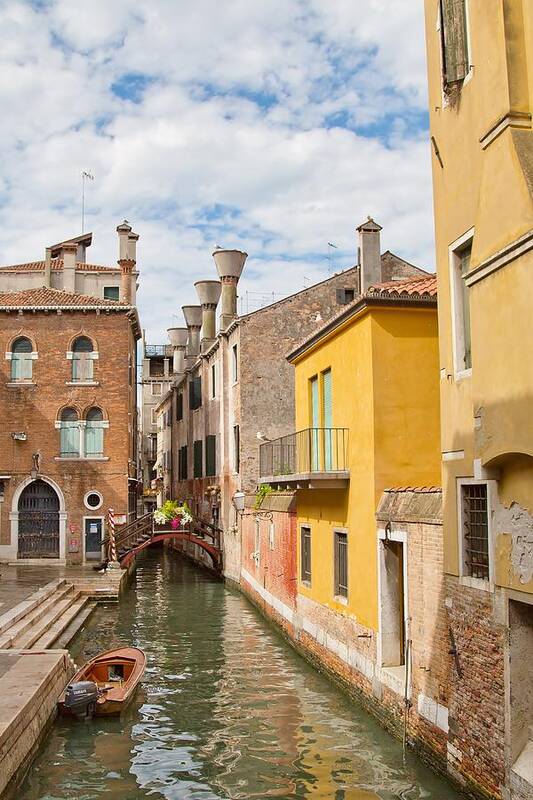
[72,336,94,382]
[11,337,33,381]
[60,407,80,457]
[85,407,104,457]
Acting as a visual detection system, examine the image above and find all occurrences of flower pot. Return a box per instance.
[170,517,181,530]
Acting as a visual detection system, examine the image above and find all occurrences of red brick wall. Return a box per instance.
[240,503,297,611]
[0,309,137,563]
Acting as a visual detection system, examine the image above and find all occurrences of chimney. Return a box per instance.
[167,327,188,378]
[182,305,203,363]
[117,220,137,304]
[62,242,77,292]
[212,249,248,330]
[194,280,222,352]
[44,247,52,288]
[357,217,382,293]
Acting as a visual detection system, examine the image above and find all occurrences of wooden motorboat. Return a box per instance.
[59,646,146,718]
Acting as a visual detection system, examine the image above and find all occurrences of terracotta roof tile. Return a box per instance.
[367,275,437,297]
[0,287,129,308]
[0,258,119,273]
[287,274,437,361]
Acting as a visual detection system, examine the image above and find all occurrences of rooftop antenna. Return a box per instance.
[327,242,338,275]
[81,170,94,234]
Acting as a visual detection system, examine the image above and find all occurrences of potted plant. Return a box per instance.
[153,500,193,528]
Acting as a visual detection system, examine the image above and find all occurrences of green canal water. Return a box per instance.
[20,549,464,800]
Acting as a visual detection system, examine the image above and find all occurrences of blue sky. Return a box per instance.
[0,0,434,341]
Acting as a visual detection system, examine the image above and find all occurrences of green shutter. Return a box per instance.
[322,370,333,470]
[194,440,203,478]
[206,435,216,477]
[441,0,469,83]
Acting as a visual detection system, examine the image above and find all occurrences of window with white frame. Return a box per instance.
[459,481,490,580]
[151,408,158,425]
[450,233,473,376]
[71,336,96,382]
[232,344,238,383]
[59,407,80,457]
[85,407,105,457]
[233,424,240,473]
[151,382,163,396]
[58,406,106,459]
[211,361,217,398]
[10,336,35,381]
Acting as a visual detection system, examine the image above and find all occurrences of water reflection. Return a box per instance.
[20,549,463,799]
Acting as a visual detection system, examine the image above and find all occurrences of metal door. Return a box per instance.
[18,480,60,558]
[85,518,103,560]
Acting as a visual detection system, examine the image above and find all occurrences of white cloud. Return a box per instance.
[0,0,433,342]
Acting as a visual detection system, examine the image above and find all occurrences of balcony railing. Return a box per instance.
[145,344,173,357]
[259,428,349,486]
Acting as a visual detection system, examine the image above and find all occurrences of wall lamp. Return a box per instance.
[231,491,273,521]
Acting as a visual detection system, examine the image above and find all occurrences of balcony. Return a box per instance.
[259,428,349,488]
[145,344,173,357]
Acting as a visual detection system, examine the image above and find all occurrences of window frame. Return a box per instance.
[300,525,312,585]
[151,382,163,396]
[449,228,474,380]
[457,478,495,589]
[333,529,349,602]
[205,434,216,477]
[233,424,240,474]
[232,344,238,384]
[103,285,120,301]
[8,336,37,382]
[176,391,183,421]
[150,408,158,425]
[69,336,97,384]
[438,0,472,93]
[211,361,217,399]
[193,439,203,478]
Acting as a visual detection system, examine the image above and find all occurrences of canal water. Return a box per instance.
[20,549,464,800]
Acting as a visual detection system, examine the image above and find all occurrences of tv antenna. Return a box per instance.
[81,171,94,233]
[327,242,338,275]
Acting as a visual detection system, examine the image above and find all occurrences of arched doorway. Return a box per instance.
[18,480,60,558]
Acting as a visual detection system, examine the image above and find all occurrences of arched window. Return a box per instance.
[59,407,80,457]
[85,407,105,457]
[11,337,34,381]
[71,336,95,382]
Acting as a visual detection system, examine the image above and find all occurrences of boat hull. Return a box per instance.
[59,646,146,718]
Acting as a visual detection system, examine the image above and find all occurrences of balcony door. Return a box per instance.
[322,369,332,470]
[310,376,319,471]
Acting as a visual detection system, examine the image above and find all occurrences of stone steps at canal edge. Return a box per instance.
[0,580,95,650]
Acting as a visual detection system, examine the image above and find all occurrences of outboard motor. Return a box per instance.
[63,681,98,720]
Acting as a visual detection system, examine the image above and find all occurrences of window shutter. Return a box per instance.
[206,435,216,477]
[176,392,183,421]
[336,288,345,305]
[441,0,468,83]
[194,440,203,478]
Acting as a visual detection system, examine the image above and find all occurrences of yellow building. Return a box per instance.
[425,1,533,795]
[260,220,440,699]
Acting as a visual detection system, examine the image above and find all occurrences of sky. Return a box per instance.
[0,0,434,342]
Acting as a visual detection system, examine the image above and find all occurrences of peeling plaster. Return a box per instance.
[494,501,533,584]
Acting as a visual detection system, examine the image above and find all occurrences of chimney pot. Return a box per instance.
[167,327,188,375]
[356,217,382,293]
[182,305,203,359]
[62,242,77,293]
[212,248,248,329]
[195,280,222,349]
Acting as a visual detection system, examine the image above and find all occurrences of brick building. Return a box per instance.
[162,221,427,580]
[0,225,140,564]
